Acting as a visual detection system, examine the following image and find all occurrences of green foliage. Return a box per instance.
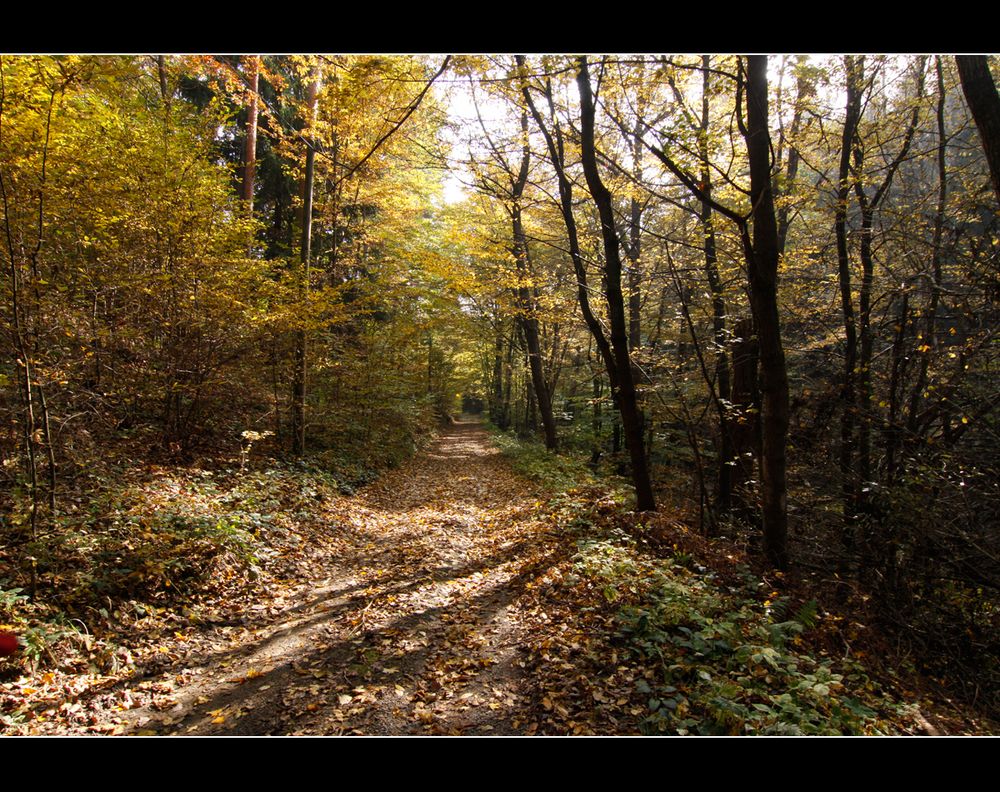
[491,431,599,493]
[569,531,903,735]
[0,587,29,624]
[17,620,78,669]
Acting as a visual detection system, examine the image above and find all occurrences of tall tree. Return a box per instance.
[576,56,656,512]
[742,55,790,569]
[834,55,864,560]
[291,65,320,456]
[629,56,789,561]
[510,109,558,450]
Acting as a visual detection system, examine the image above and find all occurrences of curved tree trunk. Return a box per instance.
[577,57,655,512]
[957,56,1000,208]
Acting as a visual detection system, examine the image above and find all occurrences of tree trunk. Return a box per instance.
[627,113,643,352]
[510,111,557,450]
[591,355,604,466]
[835,55,863,562]
[742,56,789,569]
[157,56,169,103]
[850,57,924,575]
[501,332,514,430]
[242,55,260,216]
[776,56,812,257]
[730,317,760,524]
[699,55,735,515]
[577,57,655,512]
[291,68,320,456]
[491,317,505,425]
[957,56,1000,208]
[908,58,948,440]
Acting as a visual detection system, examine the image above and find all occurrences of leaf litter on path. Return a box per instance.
[30,421,573,735]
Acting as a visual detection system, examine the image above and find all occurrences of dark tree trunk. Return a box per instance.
[491,318,505,425]
[730,317,760,524]
[577,57,655,512]
[518,54,653,502]
[835,55,863,561]
[742,56,790,569]
[851,57,924,574]
[908,58,948,440]
[957,56,1000,208]
[627,115,643,352]
[591,359,604,465]
[885,289,910,484]
[501,332,514,430]
[699,55,734,515]
[776,56,813,258]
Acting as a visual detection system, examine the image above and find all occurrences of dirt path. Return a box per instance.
[116,420,555,735]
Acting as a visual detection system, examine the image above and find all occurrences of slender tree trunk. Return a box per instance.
[577,57,655,512]
[908,58,948,439]
[854,56,924,502]
[957,56,1000,207]
[777,56,812,258]
[627,114,643,352]
[591,353,603,466]
[291,69,320,456]
[516,60,619,389]
[491,318,504,425]
[885,288,910,483]
[699,55,735,515]
[855,58,924,574]
[502,334,513,430]
[730,317,760,523]
[525,358,538,435]
[510,111,557,450]
[242,55,260,216]
[856,203,875,497]
[0,66,67,599]
[835,55,863,565]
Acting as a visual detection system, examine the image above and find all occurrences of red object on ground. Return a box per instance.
[0,631,19,657]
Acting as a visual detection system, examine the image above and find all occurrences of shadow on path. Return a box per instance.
[117,421,567,735]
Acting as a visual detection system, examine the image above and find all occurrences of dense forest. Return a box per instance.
[1,54,999,735]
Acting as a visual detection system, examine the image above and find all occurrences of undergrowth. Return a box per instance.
[0,450,386,685]
[491,430,632,501]
[568,526,909,734]
[494,430,914,735]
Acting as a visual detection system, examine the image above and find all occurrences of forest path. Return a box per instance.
[119,420,555,735]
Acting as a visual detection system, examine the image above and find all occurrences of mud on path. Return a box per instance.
[114,420,557,735]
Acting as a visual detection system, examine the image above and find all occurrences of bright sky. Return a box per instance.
[433,54,918,206]
[436,65,512,206]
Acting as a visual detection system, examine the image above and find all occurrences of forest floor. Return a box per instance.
[2,420,605,735]
[118,419,561,735]
[1,419,988,735]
